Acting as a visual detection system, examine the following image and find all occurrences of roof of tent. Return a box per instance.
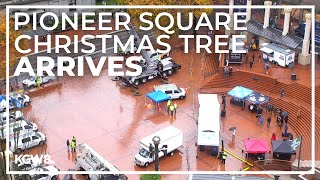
[146,90,170,103]
[228,86,253,99]
[197,94,220,147]
[272,140,296,155]
[245,92,271,105]
[244,139,270,154]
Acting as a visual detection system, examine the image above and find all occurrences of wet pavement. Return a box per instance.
[12,26,317,180]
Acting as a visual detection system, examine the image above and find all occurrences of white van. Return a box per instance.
[0,111,23,122]
[0,120,38,139]
[9,131,46,153]
[134,126,183,167]
[153,84,186,100]
[260,43,295,67]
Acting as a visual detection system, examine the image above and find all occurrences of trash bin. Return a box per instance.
[199,145,205,152]
[221,109,226,117]
[211,146,219,156]
[291,73,296,80]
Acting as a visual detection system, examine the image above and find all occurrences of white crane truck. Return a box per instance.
[118,23,181,88]
[75,143,127,180]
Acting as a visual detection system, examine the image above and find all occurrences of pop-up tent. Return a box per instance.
[272,140,296,160]
[245,92,270,105]
[146,90,170,103]
[228,86,253,99]
[244,139,270,154]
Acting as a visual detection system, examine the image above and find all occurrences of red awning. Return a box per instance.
[244,139,270,154]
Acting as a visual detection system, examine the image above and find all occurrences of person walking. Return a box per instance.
[267,116,271,127]
[271,133,276,141]
[72,136,77,152]
[173,103,177,115]
[273,106,278,116]
[297,109,301,119]
[259,116,264,126]
[249,60,253,70]
[36,77,41,88]
[284,123,289,135]
[72,136,77,145]
[222,94,226,110]
[258,54,261,63]
[232,129,236,139]
[223,66,227,77]
[280,88,285,98]
[71,140,75,153]
[221,151,227,164]
[169,104,175,116]
[284,116,288,124]
[167,99,172,113]
[265,63,269,75]
[252,52,255,62]
[229,67,233,76]
[66,139,70,152]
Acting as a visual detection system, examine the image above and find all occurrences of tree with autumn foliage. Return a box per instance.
[0,12,28,79]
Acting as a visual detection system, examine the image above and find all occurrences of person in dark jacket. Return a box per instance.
[267,116,271,127]
[66,139,70,152]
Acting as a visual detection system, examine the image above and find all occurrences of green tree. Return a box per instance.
[140,174,161,180]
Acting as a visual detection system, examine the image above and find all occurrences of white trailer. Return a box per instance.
[260,43,295,67]
[134,126,183,167]
[75,143,127,180]
[197,94,220,156]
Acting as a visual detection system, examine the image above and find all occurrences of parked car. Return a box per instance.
[154,84,186,100]
[0,111,24,122]
[0,120,38,139]
[0,94,31,112]
[22,75,56,89]
[28,166,59,180]
[14,165,59,180]
[9,131,46,154]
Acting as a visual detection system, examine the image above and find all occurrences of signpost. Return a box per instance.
[291,136,302,180]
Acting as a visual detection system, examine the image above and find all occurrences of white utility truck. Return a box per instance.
[75,143,127,180]
[134,126,183,167]
[197,94,221,156]
[153,84,186,100]
[0,120,38,139]
[260,43,295,67]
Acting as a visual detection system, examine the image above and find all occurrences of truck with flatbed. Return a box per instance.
[117,23,181,88]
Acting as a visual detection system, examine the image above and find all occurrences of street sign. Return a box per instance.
[291,137,301,151]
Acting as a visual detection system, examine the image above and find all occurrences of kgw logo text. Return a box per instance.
[14,155,55,166]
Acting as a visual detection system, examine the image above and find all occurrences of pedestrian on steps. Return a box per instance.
[280,88,285,98]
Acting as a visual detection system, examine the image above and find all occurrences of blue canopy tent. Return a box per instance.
[245,92,270,105]
[146,90,170,103]
[228,86,253,108]
[228,86,253,99]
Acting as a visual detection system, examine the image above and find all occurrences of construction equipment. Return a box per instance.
[118,23,181,88]
[75,143,127,180]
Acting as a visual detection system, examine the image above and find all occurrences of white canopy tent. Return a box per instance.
[197,94,220,147]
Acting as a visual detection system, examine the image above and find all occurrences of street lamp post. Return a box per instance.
[152,136,161,171]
